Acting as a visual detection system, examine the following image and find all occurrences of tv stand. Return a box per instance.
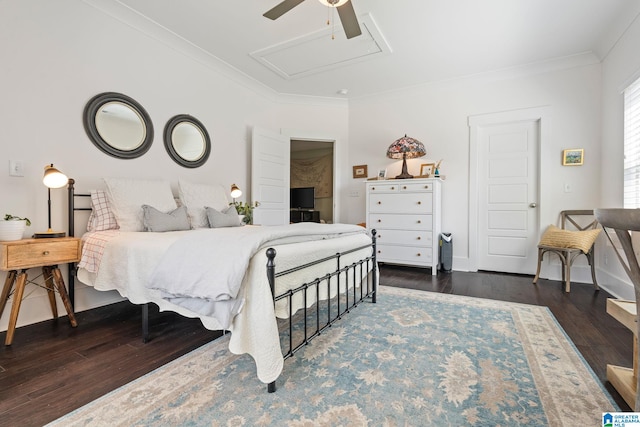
[290,210,320,223]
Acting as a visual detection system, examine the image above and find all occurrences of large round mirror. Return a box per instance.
[83,92,153,159]
[163,114,211,168]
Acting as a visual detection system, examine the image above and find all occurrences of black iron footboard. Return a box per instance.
[265,229,377,393]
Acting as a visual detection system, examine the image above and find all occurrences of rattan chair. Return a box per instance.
[532,210,600,292]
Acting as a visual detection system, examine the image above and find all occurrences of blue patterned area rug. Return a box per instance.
[48,286,618,426]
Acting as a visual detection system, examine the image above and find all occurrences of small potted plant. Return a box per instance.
[231,202,254,225]
[0,214,31,241]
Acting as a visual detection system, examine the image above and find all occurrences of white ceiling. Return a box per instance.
[116,0,640,99]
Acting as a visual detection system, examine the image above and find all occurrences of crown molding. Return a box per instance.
[81,0,347,107]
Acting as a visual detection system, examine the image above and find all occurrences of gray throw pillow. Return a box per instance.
[142,205,191,232]
[205,205,242,228]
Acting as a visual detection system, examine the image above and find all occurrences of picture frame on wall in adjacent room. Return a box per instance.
[377,169,387,180]
[562,148,584,166]
[353,164,368,178]
[419,163,435,177]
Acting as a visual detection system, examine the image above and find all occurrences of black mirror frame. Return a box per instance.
[163,114,211,168]
[83,92,154,159]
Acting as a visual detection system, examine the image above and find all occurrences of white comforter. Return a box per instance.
[148,223,367,328]
[77,223,373,384]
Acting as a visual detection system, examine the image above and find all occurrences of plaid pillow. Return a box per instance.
[87,190,119,231]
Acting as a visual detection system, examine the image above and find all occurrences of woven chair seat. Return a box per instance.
[532,210,600,292]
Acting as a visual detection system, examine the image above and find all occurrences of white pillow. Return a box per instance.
[104,178,177,232]
[178,180,229,228]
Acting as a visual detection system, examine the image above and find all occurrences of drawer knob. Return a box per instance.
[417,253,421,257]
[425,185,429,189]
[377,219,381,223]
[377,201,381,205]
[417,236,421,240]
[372,187,376,190]
[391,187,395,190]
[417,220,421,224]
[403,186,407,189]
[417,201,422,205]
[42,251,50,256]
[377,250,381,254]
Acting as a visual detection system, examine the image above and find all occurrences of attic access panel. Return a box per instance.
[251,14,391,80]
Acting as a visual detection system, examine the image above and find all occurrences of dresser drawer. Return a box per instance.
[376,244,433,265]
[0,238,81,270]
[369,214,432,230]
[398,182,434,192]
[367,183,400,193]
[376,229,433,246]
[369,193,433,214]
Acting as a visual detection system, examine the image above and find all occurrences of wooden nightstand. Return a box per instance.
[0,237,81,345]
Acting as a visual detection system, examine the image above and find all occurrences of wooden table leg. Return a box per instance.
[51,267,77,327]
[0,270,17,319]
[42,266,58,319]
[5,270,28,346]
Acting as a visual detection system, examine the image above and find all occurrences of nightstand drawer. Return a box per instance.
[0,238,81,270]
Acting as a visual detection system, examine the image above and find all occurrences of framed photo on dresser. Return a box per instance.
[419,163,435,177]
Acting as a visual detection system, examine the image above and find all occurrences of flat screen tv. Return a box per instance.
[290,187,315,210]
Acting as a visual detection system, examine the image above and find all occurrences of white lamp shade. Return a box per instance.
[230,184,242,199]
[42,164,68,188]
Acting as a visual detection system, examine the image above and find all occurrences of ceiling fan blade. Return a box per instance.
[337,1,362,39]
[263,0,306,20]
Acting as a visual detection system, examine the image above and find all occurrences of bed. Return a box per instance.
[66,178,377,392]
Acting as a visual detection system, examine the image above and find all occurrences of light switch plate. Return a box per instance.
[9,160,24,177]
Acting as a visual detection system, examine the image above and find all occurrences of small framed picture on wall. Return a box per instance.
[353,164,368,178]
[562,149,584,166]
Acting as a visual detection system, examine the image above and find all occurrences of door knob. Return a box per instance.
[254,201,261,207]
[529,203,537,208]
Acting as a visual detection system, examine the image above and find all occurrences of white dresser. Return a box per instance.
[366,178,442,275]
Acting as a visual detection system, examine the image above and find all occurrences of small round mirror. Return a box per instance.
[83,92,153,159]
[164,115,211,168]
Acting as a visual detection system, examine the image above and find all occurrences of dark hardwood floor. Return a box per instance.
[0,265,632,426]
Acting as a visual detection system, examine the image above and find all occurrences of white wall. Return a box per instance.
[346,59,603,276]
[597,12,640,300]
[0,0,348,331]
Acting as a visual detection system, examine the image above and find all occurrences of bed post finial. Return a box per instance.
[266,248,277,299]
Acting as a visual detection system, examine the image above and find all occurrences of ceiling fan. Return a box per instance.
[263,0,362,39]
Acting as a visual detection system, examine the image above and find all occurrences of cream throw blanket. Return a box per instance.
[147,223,366,328]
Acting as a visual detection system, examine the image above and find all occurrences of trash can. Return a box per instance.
[440,233,453,272]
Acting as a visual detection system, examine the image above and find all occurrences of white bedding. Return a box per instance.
[76,223,373,384]
[149,223,368,328]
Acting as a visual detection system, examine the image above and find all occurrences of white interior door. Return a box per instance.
[251,126,290,226]
[476,120,539,274]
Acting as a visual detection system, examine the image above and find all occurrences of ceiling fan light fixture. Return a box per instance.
[318,0,349,7]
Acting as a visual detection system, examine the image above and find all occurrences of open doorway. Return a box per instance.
[290,139,335,224]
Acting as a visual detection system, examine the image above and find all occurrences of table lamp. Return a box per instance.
[34,164,68,238]
[386,134,426,179]
[230,183,242,204]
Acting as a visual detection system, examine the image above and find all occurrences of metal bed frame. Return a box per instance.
[66,179,378,393]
